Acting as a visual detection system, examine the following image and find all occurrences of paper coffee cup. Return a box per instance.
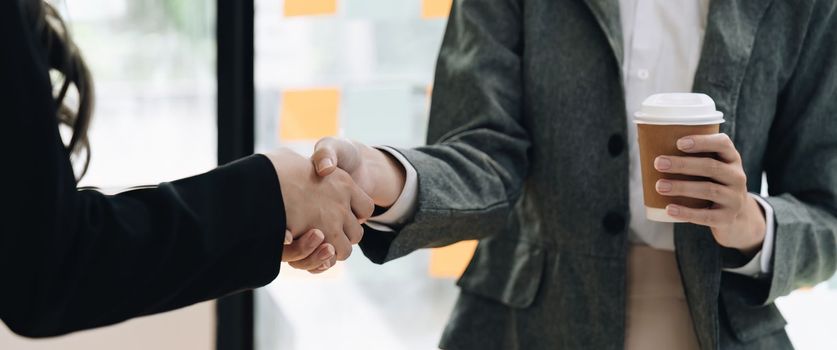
[634,93,725,222]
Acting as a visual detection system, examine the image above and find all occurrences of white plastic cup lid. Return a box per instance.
[633,93,725,125]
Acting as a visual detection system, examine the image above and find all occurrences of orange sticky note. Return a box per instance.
[279,88,340,141]
[422,0,452,19]
[429,240,478,278]
[284,0,337,17]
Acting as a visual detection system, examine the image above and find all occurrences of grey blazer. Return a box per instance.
[359,0,837,349]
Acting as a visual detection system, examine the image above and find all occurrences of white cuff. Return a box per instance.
[364,146,419,233]
[723,193,776,277]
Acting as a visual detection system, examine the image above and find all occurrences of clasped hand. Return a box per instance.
[263,148,374,274]
[263,140,406,274]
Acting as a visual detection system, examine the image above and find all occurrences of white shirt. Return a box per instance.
[369,0,774,277]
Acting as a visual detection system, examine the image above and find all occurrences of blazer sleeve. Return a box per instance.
[360,0,529,264]
[759,0,837,304]
[0,0,285,337]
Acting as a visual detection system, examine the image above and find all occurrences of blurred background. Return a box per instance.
[0,0,835,349]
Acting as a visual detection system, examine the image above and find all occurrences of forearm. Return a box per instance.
[756,0,837,304]
[355,0,529,263]
[761,194,837,304]
[1,156,286,337]
[360,143,526,264]
[737,195,768,257]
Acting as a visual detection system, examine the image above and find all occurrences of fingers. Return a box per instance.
[309,255,338,274]
[676,133,741,163]
[654,155,746,186]
[322,226,354,261]
[349,183,375,221]
[655,180,738,206]
[282,229,325,262]
[311,141,338,176]
[297,214,363,272]
[310,266,330,274]
[312,137,360,176]
[665,204,735,227]
[288,243,336,270]
[286,215,362,273]
[343,214,365,245]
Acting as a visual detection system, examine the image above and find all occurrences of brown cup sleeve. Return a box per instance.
[636,123,721,210]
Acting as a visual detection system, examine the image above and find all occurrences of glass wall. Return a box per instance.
[253,1,459,349]
[0,0,217,349]
[64,0,218,188]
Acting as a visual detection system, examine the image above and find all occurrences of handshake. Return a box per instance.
[262,138,406,273]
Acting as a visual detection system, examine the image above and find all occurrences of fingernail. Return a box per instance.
[655,157,672,170]
[312,229,324,240]
[316,158,334,172]
[656,180,672,193]
[667,205,680,216]
[318,245,335,260]
[284,231,293,245]
[677,138,695,150]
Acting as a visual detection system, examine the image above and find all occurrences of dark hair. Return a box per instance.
[26,0,95,178]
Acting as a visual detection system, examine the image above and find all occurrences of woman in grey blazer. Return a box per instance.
[309,0,837,349]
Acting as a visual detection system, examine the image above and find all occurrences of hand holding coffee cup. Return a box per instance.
[634,93,767,255]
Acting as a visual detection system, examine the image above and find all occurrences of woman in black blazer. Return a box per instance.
[0,0,373,337]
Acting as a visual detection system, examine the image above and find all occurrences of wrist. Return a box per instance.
[366,147,406,207]
[263,149,309,235]
[737,196,766,257]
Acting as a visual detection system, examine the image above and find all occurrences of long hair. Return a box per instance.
[24,0,95,178]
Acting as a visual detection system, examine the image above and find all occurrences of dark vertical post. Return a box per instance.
[217,0,255,163]
[216,0,255,349]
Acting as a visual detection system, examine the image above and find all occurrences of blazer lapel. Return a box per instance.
[679,4,774,349]
[582,0,623,68]
[692,0,775,138]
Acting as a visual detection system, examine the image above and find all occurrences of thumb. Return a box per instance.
[312,137,360,176]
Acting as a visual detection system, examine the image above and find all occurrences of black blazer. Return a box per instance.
[0,0,286,337]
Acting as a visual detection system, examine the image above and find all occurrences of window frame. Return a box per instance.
[216,0,256,349]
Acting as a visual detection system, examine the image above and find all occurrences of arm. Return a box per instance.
[313,0,529,264]
[0,6,281,335]
[0,151,364,337]
[0,1,369,336]
[0,160,287,338]
[716,1,837,309]
[759,0,837,303]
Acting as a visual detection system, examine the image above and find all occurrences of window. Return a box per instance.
[253,1,457,349]
[0,1,218,348]
[63,0,218,188]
